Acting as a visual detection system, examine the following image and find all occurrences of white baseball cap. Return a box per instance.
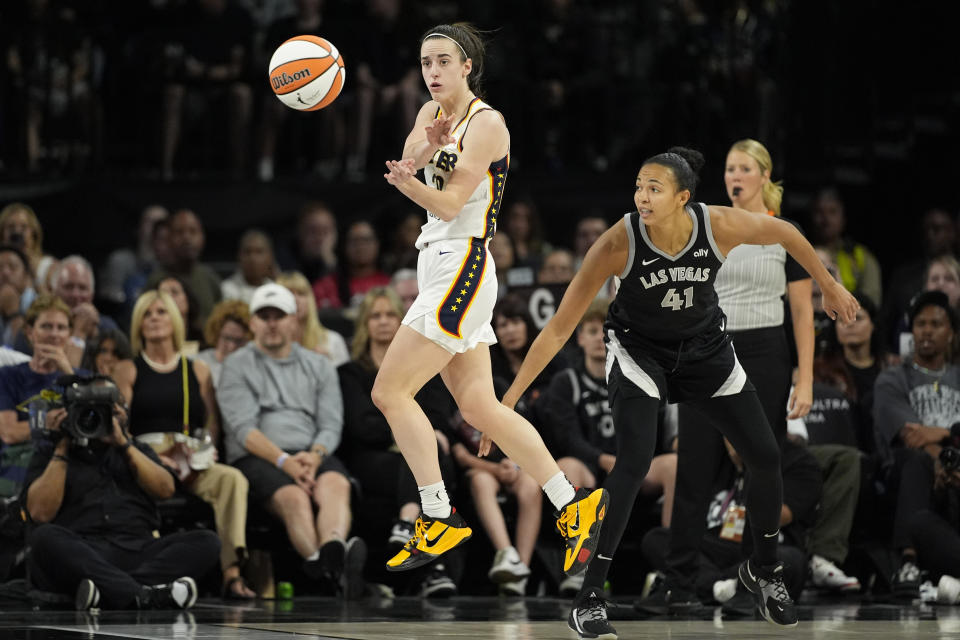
[249,283,296,315]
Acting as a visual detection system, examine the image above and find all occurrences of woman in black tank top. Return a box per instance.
[113,290,256,599]
[491,147,859,636]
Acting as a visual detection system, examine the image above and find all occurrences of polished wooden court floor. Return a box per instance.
[4,594,960,640]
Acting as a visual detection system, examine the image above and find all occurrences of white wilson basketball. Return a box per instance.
[268,35,345,111]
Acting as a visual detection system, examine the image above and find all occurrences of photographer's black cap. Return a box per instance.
[908,290,958,331]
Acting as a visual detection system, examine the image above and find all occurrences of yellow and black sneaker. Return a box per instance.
[557,487,609,576]
[386,508,473,572]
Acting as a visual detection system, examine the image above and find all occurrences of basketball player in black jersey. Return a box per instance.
[482,147,859,639]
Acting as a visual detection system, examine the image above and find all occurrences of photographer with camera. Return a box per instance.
[907,448,960,603]
[22,378,219,609]
[1,295,77,499]
[874,290,960,598]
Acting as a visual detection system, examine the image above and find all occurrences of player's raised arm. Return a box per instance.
[709,205,859,322]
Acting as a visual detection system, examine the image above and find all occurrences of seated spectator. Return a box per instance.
[572,216,614,297]
[829,292,886,453]
[122,218,173,324]
[924,254,960,308]
[146,209,222,327]
[160,0,253,180]
[810,187,882,306]
[786,382,863,593]
[0,203,56,293]
[23,401,219,609]
[490,294,566,413]
[381,212,422,274]
[277,202,338,289]
[488,233,534,297]
[639,437,821,608]
[81,329,133,381]
[389,268,419,314]
[99,205,169,307]
[890,255,960,360]
[50,255,121,363]
[312,220,390,310]
[218,283,365,597]
[504,198,549,272]
[537,248,575,285]
[337,287,459,597]
[113,289,255,599]
[0,245,36,347]
[157,275,203,354]
[276,272,349,366]
[0,295,80,498]
[873,291,960,598]
[221,230,276,304]
[194,299,252,389]
[882,208,956,355]
[573,216,608,272]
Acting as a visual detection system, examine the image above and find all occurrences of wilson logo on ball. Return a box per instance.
[271,68,312,90]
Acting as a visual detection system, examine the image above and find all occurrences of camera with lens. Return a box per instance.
[57,375,123,442]
[941,447,960,473]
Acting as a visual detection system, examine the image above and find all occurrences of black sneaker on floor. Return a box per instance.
[893,560,921,599]
[738,559,798,627]
[305,539,346,582]
[568,589,617,640]
[340,536,367,600]
[634,579,701,617]
[138,577,198,610]
[75,579,100,611]
[420,562,457,598]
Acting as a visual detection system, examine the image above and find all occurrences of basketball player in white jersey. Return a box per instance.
[375,23,608,577]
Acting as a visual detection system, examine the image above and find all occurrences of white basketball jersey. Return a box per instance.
[416,97,509,250]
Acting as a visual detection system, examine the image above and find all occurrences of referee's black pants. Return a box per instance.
[28,524,220,608]
[667,326,791,590]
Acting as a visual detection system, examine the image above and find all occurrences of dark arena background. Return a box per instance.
[2,1,960,639]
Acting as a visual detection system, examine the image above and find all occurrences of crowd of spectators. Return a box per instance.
[0,175,959,609]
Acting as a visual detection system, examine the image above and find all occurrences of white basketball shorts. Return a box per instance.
[402,236,498,354]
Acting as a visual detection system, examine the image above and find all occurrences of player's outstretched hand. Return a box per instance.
[821,281,859,323]
[425,113,456,148]
[384,158,416,186]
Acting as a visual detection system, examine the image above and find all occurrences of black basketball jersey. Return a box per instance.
[606,203,726,343]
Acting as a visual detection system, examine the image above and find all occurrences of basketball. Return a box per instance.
[268,35,345,111]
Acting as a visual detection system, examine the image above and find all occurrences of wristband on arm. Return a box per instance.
[276,452,289,469]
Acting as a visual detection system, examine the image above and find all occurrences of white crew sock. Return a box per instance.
[543,472,577,511]
[419,481,452,519]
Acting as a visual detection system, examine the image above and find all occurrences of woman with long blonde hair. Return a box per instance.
[275,271,349,366]
[113,290,256,599]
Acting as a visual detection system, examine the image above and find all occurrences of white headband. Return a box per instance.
[425,32,467,59]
